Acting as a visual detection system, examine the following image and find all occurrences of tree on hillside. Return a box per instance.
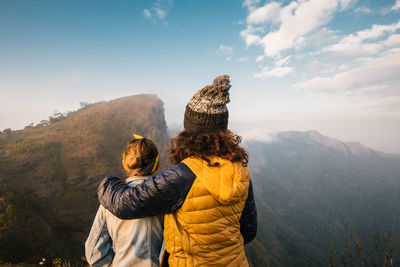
[38,119,50,127]
[79,101,90,109]
[24,123,34,129]
[49,110,66,124]
[1,128,12,137]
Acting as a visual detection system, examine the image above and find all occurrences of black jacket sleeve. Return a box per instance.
[97,163,196,219]
[240,180,257,244]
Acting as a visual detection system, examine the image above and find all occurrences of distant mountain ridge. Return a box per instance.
[245,130,400,266]
[0,95,399,266]
[272,130,398,158]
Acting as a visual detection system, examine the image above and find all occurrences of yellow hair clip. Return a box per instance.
[150,154,160,173]
[133,133,144,139]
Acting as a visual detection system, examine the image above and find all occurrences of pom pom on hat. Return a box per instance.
[184,75,231,134]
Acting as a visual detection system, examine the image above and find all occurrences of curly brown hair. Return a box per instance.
[168,129,248,167]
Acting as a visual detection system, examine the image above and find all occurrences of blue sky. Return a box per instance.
[1,0,400,153]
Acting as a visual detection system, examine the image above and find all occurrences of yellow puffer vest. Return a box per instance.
[164,157,250,267]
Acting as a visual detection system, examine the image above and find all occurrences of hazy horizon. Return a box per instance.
[1,0,400,153]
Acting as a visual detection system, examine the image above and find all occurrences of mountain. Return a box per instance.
[245,130,400,266]
[1,96,400,266]
[0,94,170,264]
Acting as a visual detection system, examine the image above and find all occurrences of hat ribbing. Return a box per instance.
[184,75,231,134]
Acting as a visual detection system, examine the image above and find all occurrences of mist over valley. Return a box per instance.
[0,95,399,266]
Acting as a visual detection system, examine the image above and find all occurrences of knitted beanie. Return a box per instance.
[184,74,231,134]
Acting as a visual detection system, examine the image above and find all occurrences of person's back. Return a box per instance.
[164,156,249,266]
[85,136,163,267]
[86,176,163,267]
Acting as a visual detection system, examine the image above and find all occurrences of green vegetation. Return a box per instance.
[1,98,400,266]
[0,94,169,264]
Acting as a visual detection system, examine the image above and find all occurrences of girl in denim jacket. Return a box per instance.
[85,136,163,267]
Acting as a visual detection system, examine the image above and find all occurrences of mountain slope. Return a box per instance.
[2,101,400,266]
[246,130,400,266]
[0,94,170,263]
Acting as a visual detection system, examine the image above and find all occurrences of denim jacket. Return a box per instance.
[85,176,164,267]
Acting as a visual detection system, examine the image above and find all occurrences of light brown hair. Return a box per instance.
[122,138,159,175]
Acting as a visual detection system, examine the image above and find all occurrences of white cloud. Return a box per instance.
[246,2,281,24]
[357,21,400,39]
[143,9,151,18]
[275,56,291,66]
[255,55,265,62]
[295,48,400,94]
[242,0,261,10]
[242,0,341,58]
[216,45,234,61]
[238,57,249,62]
[308,60,337,74]
[381,33,400,46]
[263,0,339,57]
[338,0,354,10]
[354,6,373,14]
[309,27,340,46]
[323,21,400,56]
[154,7,167,19]
[234,20,245,25]
[255,66,293,78]
[392,0,400,11]
[217,45,234,55]
[240,25,264,47]
[338,64,350,71]
[244,33,262,47]
[240,0,400,88]
[143,0,173,21]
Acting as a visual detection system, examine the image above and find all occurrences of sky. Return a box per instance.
[1,0,399,153]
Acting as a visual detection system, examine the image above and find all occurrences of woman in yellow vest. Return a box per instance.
[98,75,257,266]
